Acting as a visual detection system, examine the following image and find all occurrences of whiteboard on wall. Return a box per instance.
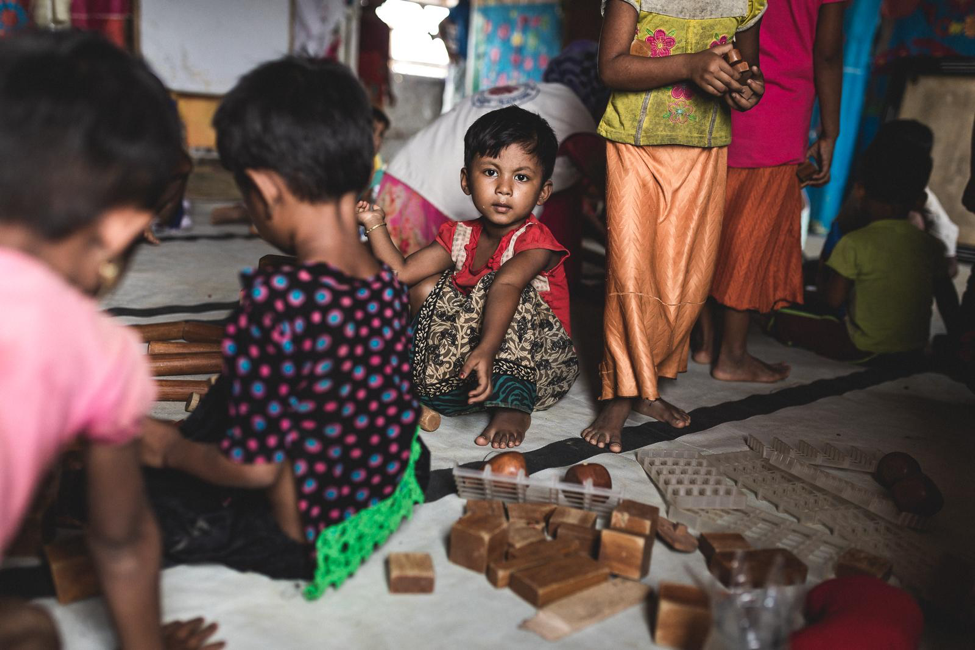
[138,0,293,95]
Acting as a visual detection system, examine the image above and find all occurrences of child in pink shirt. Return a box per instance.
[0,31,220,650]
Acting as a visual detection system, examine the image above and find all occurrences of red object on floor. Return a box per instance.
[790,576,923,650]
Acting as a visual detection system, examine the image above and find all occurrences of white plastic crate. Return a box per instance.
[637,449,747,509]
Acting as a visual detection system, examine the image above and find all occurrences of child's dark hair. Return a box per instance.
[215,57,372,202]
[857,134,932,207]
[873,119,934,154]
[464,106,558,182]
[0,30,182,240]
[373,106,390,131]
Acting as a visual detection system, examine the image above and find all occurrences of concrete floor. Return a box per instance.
[37,203,975,649]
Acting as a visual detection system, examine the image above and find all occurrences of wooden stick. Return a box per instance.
[131,321,186,342]
[147,341,222,355]
[181,322,224,343]
[185,392,203,413]
[148,353,223,376]
[521,579,651,641]
[155,380,211,401]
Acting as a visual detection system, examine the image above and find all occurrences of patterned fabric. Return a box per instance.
[412,271,578,412]
[597,0,767,147]
[600,141,727,401]
[710,165,804,313]
[217,263,420,572]
[423,374,537,415]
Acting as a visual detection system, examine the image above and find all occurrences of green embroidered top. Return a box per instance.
[598,0,767,148]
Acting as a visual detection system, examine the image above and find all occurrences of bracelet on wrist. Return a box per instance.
[364,221,386,236]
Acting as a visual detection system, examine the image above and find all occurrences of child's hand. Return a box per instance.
[683,43,744,97]
[163,617,225,650]
[803,135,836,187]
[461,346,495,404]
[725,65,765,112]
[356,200,385,229]
[140,419,181,469]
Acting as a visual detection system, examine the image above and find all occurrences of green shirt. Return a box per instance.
[598,0,767,148]
[827,220,944,354]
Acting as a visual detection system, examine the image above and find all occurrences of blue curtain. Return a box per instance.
[807,0,883,230]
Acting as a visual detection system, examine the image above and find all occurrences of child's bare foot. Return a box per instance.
[475,409,530,448]
[581,398,632,453]
[634,399,691,428]
[690,304,715,365]
[691,346,714,365]
[712,352,790,383]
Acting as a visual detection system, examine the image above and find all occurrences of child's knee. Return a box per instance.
[409,274,441,314]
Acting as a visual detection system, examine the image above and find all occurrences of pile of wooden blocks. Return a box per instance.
[131,320,225,411]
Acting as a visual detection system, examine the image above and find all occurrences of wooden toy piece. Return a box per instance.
[258,253,297,270]
[208,374,220,386]
[875,451,922,489]
[131,321,186,342]
[507,537,580,561]
[547,506,597,536]
[488,541,580,588]
[563,463,612,490]
[45,536,101,604]
[891,473,944,516]
[185,392,203,413]
[599,529,653,580]
[448,514,507,573]
[147,341,222,355]
[507,523,546,552]
[698,532,751,563]
[834,548,893,581]
[418,405,441,432]
[521,578,652,641]
[181,322,225,343]
[610,500,659,537]
[630,38,653,57]
[506,502,556,527]
[387,553,435,594]
[464,499,505,519]
[656,517,698,553]
[796,161,819,183]
[556,523,600,559]
[709,548,808,588]
[486,451,527,477]
[655,582,711,650]
[148,352,224,377]
[725,47,743,65]
[509,554,610,607]
[155,379,211,402]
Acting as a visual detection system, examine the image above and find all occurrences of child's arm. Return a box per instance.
[598,0,745,96]
[823,273,852,311]
[804,2,845,187]
[356,202,453,286]
[462,249,557,403]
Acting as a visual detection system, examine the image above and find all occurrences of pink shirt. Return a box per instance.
[728,0,845,168]
[0,249,155,555]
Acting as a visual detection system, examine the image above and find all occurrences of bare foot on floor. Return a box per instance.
[690,303,715,365]
[634,398,691,428]
[581,398,632,453]
[712,353,790,383]
[475,409,530,448]
[691,346,713,365]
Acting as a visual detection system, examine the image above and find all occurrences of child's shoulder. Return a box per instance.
[239,262,404,314]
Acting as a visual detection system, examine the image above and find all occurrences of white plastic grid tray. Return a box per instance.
[637,449,747,509]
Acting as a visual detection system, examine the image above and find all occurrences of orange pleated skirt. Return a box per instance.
[710,165,804,313]
[600,142,727,401]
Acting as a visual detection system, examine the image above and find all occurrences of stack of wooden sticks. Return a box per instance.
[131,320,224,412]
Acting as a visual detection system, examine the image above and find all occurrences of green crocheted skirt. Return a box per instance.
[304,428,425,599]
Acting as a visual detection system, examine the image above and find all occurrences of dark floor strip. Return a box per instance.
[423,363,921,502]
[107,301,238,317]
[156,232,257,242]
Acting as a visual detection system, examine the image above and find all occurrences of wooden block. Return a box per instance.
[509,554,610,607]
[148,341,222,355]
[556,523,600,559]
[599,529,653,580]
[464,499,505,519]
[185,392,203,413]
[834,548,892,581]
[387,553,434,594]
[521,578,651,641]
[418,405,441,432]
[448,515,507,573]
[131,321,186,342]
[547,506,596,536]
[698,532,751,563]
[733,60,750,74]
[181,322,225,343]
[725,47,743,65]
[655,582,710,650]
[709,548,808,588]
[507,537,580,561]
[656,517,698,553]
[506,502,556,527]
[155,379,211,402]
[487,541,579,588]
[45,536,101,604]
[148,352,224,377]
[507,523,546,552]
[610,500,659,537]
[797,161,819,183]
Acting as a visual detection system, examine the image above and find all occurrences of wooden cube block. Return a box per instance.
[465,499,505,519]
[599,529,653,580]
[387,553,435,594]
[655,583,710,650]
[709,548,808,588]
[698,532,751,563]
[656,517,698,553]
[448,515,507,573]
[45,536,101,604]
[509,554,610,607]
[610,500,659,537]
[506,502,556,527]
[488,541,579,588]
[507,537,579,561]
[547,506,597,536]
[521,578,652,641]
[834,548,892,581]
[556,523,600,558]
[507,522,546,552]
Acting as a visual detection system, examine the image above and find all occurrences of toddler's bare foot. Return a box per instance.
[581,398,632,453]
[475,409,530,448]
[712,352,790,383]
[634,398,691,428]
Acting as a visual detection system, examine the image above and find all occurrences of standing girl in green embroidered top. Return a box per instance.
[582,0,767,452]
[139,57,426,599]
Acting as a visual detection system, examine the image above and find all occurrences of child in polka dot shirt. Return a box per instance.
[140,57,426,599]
